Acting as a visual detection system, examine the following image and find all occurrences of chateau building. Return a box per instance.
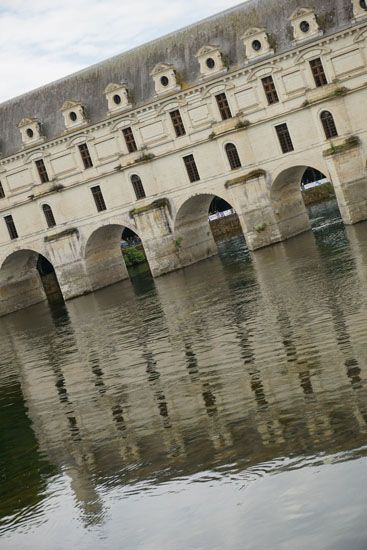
[0,0,366,315]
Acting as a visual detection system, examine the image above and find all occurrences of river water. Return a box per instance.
[0,199,366,550]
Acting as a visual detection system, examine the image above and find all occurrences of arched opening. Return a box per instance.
[271,164,341,241]
[0,250,63,317]
[84,224,151,292]
[320,110,338,139]
[174,193,247,269]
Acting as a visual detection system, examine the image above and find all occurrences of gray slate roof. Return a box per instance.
[0,0,353,158]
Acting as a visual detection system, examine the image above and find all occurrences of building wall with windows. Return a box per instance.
[0,0,366,313]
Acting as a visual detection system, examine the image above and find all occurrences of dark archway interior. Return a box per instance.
[207,196,243,243]
[36,255,64,303]
[209,197,233,214]
[120,228,150,273]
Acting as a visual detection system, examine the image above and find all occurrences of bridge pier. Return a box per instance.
[325,140,367,225]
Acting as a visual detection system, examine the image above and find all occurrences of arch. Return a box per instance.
[320,110,338,139]
[225,143,241,170]
[42,204,56,228]
[271,163,338,241]
[173,192,247,268]
[131,174,146,200]
[0,249,63,317]
[84,223,150,291]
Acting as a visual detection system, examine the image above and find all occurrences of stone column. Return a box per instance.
[45,228,92,300]
[226,170,283,250]
[325,137,367,224]
[131,199,181,277]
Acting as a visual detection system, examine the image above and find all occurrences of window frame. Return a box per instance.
[130,174,146,200]
[183,154,200,182]
[78,143,93,169]
[320,111,338,139]
[122,127,138,153]
[35,159,49,184]
[309,57,328,88]
[225,143,242,170]
[169,109,186,137]
[261,75,279,105]
[215,92,232,121]
[4,214,18,240]
[0,182,5,199]
[42,204,56,228]
[91,185,107,212]
[275,123,294,154]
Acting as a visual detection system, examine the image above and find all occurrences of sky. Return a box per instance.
[0,0,244,103]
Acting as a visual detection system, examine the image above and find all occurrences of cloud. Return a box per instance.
[0,0,243,102]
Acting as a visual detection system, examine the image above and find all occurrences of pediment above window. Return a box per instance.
[241,28,274,63]
[289,8,323,43]
[17,117,44,146]
[61,100,88,130]
[352,0,367,20]
[150,63,181,96]
[104,82,132,114]
[195,45,227,78]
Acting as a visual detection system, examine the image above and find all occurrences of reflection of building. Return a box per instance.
[1,0,367,316]
[1,229,367,524]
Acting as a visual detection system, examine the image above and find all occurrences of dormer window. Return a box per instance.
[17,117,44,146]
[196,45,227,79]
[289,8,322,43]
[241,28,274,62]
[104,83,131,114]
[61,100,87,130]
[150,63,180,96]
[352,0,367,18]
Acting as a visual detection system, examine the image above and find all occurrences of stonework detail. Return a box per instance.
[352,0,367,20]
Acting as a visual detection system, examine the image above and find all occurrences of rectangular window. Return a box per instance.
[310,58,328,87]
[262,76,279,105]
[35,159,49,183]
[0,182,5,199]
[215,93,232,120]
[4,215,18,240]
[122,127,138,153]
[183,154,200,182]
[170,110,186,137]
[91,185,106,212]
[78,143,93,169]
[275,123,294,154]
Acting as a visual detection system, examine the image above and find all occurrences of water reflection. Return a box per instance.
[0,199,367,549]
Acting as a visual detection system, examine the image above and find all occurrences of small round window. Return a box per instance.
[160,76,169,87]
[360,0,367,10]
[26,128,34,138]
[206,57,215,69]
[300,20,310,33]
[69,111,77,122]
[252,40,262,52]
[113,94,121,105]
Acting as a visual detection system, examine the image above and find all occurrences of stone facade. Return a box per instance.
[0,0,367,315]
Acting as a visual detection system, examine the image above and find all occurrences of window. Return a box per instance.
[131,175,146,200]
[91,186,106,212]
[42,204,56,228]
[262,76,279,105]
[122,127,138,153]
[78,143,93,169]
[215,93,232,120]
[4,215,18,240]
[183,154,200,182]
[35,159,49,183]
[170,110,186,137]
[0,182,5,199]
[310,58,328,87]
[320,111,338,139]
[225,143,242,170]
[275,123,294,153]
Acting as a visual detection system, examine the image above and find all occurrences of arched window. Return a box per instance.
[320,111,338,139]
[225,143,241,170]
[131,174,146,200]
[42,204,56,228]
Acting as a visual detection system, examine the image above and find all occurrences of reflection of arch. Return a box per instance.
[84,223,149,291]
[0,249,62,316]
[271,164,334,240]
[173,193,246,268]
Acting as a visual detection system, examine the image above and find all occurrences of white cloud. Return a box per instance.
[0,0,243,102]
